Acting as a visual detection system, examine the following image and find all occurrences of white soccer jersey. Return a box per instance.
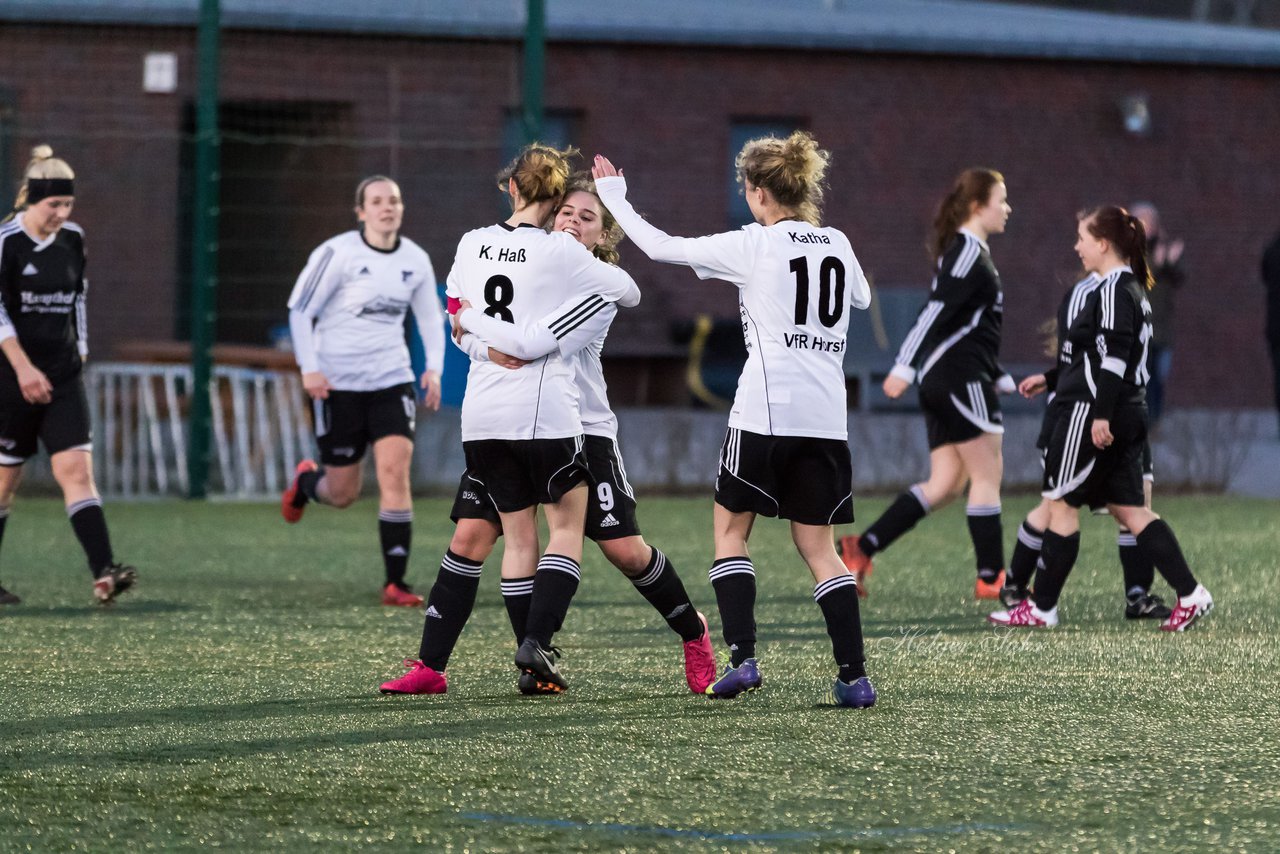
[447,223,639,441]
[596,176,870,440]
[287,231,445,392]
[457,294,621,438]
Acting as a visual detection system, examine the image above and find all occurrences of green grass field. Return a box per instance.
[2,495,1278,852]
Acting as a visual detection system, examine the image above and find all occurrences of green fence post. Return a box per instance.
[522,0,545,144]
[187,0,221,498]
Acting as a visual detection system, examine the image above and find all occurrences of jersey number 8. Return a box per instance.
[484,274,515,321]
[789,256,846,328]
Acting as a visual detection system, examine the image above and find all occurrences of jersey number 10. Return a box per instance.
[789,256,846,328]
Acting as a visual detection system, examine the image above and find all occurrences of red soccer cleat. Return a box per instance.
[1159,584,1214,632]
[382,582,425,607]
[837,535,873,597]
[380,659,447,694]
[281,460,318,523]
[682,611,718,694]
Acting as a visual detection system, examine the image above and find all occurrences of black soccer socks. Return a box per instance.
[860,486,929,557]
[378,509,413,586]
[1118,527,1155,597]
[815,574,867,682]
[1136,519,1198,598]
[296,467,323,505]
[501,576,536,644]
[418,550,481,670]
[1032,530,1081,612]
[67,497,114,577]
[631,547,703,642]
[524,554,581,648]
[967,503,1005,581]
[709,556,756,666]
[1008,520,1044,591]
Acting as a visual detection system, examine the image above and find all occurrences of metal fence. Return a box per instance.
[86,362,314,499]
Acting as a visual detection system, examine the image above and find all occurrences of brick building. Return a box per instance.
[2,0,1279,407]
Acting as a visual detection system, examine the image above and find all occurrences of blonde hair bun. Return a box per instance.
[30,144,54,161]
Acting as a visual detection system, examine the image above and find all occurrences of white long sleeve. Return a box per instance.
[595,176,754,285]
[410,285,447,374]
[288,310,320,374]
[459,310,559,361]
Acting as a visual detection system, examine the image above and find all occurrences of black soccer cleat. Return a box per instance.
[93,563,138,605]
[1125,592,1172,620]
[999,583,1029,609]
[0,585,21,605]
[514,638,568,694]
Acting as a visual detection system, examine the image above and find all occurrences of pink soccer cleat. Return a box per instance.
[683,611,718,694]
[1159,585,1214,632]
[380,659,447,695]
[987,598,1058,628]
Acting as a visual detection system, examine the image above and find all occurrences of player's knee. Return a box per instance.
[51,455,94,492]
[450,524,499,560]
[326,486,360,509]
[601,538,650,575]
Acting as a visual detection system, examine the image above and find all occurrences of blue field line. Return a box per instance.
[459,812,1027,842]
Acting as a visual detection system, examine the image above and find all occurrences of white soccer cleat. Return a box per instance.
[1159,584,1214,632]
[987,598,1058,628]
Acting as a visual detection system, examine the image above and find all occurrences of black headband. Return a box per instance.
[26,178,75,204]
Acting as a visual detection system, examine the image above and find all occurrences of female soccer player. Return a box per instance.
[988,206,1212,631]
[387,144,639,695]
[593,132,878,708]
[0,145,136,605]
[1001,273,1171,620]
[281,175,445,607]
[838,168,1013,600]
[381,178,716,696]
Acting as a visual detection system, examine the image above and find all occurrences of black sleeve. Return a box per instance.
[1093,282,1139,421]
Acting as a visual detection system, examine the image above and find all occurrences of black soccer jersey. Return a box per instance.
[1053,266,1151,420]
[0,216,87,384]
[1043,274,1101,394]
[890,229,1003,388]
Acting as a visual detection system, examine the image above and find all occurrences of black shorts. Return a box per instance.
[583,435,641,541]
[715,427,854,526]
[1042,400,1147,510]
[0,373,92,465]
[462,437,588,514]
[313,383,416,467]
[449,468,502,526]
[919,378,1004,450]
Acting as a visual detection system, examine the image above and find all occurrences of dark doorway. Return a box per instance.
[177,101,357,346]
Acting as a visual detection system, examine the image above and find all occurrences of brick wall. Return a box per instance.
[2,24,1277,406]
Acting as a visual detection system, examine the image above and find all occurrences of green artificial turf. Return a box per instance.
[1,495,1277,852]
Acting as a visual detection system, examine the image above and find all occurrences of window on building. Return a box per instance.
[727,119,806,229]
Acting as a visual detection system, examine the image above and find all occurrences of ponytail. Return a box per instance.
[1080,206,1154,290]
[496,142,577,211]
[735,130,830,226]
[929,168,1003,262]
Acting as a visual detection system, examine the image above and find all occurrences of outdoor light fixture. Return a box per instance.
[1120,93,1152,136]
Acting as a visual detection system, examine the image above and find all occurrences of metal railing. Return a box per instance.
[85,362,314,499]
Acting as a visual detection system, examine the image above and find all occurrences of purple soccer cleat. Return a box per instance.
[831,676,877,709]
[705,658,761,699]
